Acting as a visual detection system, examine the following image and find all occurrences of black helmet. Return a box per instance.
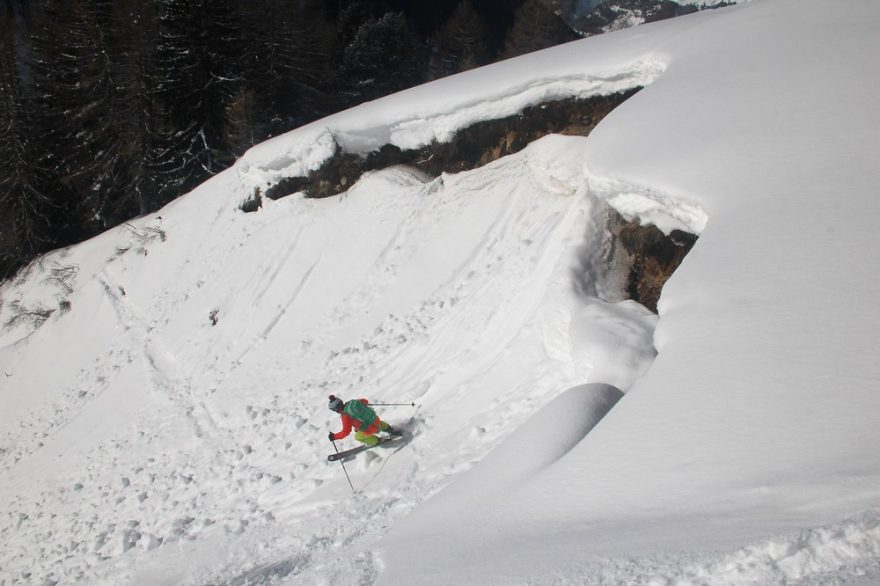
[328,395,344,412]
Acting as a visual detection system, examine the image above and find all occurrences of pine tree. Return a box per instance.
[105,0,160,217]
[0,4,52,279]
[500,0,580,60]
[430,0,490,80]
[342,12,427,100]
[150,0,238,203]
[223,87,266,159]
[233,0,337,145]
[29,0,125,240]
[338,0,371,50]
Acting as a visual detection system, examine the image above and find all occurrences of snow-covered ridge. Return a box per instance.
[1,132,662,584]
[233,56,667,197]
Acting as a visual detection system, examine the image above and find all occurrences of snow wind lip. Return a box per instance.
[586,172,708,236]
[233,57,668,202]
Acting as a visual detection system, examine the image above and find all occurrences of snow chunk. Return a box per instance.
[383,60,666,150]
[587,172,708,235]
[663,511,880,585]
[234,127,337,195]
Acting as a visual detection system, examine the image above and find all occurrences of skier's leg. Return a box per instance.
[355,430,379,446]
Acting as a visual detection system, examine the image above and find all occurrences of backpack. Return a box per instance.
[343,400,377,430]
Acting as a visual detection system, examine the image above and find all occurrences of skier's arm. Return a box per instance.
[331,414,353,440]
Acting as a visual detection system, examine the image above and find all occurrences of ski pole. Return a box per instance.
[331,439,356,494]
[369,402,417,407]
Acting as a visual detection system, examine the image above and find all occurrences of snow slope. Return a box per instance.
[2,0,879,584]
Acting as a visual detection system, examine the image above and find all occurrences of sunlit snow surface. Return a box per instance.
[2,0,880,584]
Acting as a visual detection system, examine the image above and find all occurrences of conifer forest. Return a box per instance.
[0,0,585,281]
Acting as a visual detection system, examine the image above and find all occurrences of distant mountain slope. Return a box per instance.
[550,0,738,36]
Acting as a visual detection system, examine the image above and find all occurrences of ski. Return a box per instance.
[328,434,402,462]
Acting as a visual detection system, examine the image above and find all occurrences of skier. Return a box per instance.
[328,394,398,446]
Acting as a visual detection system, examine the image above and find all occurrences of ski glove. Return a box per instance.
[328,432,335,442]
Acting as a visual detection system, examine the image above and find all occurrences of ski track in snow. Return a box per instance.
[7,134,869,585]
[0,129,676,584]
[0,138,610,585]
[2,128,874,586]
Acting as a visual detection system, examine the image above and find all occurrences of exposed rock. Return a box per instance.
[609,213,698,312]
[264,88,640,201]
[239,190,262,213]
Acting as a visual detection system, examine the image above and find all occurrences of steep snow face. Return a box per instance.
[0,134,659,584]
[379,0,880,584]
[573,0,880,516]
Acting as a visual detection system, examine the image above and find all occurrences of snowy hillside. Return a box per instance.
[2,0,880,584]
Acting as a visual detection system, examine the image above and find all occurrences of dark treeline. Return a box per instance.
[0,0,579,281]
